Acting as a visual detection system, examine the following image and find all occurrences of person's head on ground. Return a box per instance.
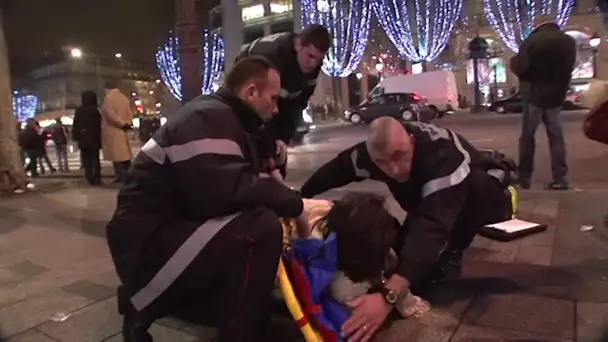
[81,91,98,107]
[224,56,281,121]
[325,192,395,284]
[104,79,120,93]
[366,117,415,182]
[295,24,331,74]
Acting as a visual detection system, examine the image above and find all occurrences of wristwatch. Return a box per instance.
[379,286,399,305]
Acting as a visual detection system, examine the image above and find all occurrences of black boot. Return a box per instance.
[118,286,153,342]
[429,249,463,285]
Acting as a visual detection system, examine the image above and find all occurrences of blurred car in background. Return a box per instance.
[343,92,433,124]
[489,92,586,114]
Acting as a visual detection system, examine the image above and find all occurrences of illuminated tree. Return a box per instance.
[156,29,224,101]
[484,0,576,52]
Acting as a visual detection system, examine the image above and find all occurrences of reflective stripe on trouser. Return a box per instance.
[130,212,243,311]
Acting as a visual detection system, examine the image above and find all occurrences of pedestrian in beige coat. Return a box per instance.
[101,80,133,183]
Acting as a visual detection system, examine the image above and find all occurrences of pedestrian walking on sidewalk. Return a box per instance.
[101,80,133,183]
[34,121,56,175]
[73,91,102,186]
[19,119,42,178]
[50,117,70,172]
[510,22,576,190]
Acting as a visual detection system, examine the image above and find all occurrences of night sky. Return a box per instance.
[3,0,219,76]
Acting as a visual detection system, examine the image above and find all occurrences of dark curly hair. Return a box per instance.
[322,192,396,284]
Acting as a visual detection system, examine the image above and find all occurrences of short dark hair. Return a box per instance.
[322,192,396,284]
[224,56,277,92]
[104,79,120,90]
[299,24,331,53]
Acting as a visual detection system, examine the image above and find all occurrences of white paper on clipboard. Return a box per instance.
[484,219,542,233]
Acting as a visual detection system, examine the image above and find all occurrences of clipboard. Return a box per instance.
[478,219,547,242]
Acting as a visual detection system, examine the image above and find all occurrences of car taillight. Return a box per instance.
[412,93,423,102]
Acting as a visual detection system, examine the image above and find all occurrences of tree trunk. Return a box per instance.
[0,10,27,192]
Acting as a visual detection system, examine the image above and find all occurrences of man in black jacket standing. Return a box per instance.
[300,117,512,341]
[107,57,304,342]
[72,91,102,185]
[237,24,331,176]
[510,22,576,190]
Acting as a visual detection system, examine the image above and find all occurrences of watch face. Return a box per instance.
[385,290,399,304]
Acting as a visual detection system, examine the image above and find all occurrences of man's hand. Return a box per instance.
[342,293,392,342]
[275,139,289,154]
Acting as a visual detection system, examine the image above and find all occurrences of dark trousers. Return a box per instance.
[81,148,101,185]
[112,161,131,182]
[24,150,41,177]
[392,170,510,287]
[55,144,69,172]
[37,149,55,174]
[518,102,568,182]
[114,208,283,341]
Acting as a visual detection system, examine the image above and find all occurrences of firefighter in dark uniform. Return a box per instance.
[106,57,305,342]
[300,117,513,342]
[237,24,331,177]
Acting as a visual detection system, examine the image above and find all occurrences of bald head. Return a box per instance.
[367,117,412,153]
[366,117,414,182]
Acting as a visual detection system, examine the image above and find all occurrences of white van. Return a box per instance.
[369,71,459,116]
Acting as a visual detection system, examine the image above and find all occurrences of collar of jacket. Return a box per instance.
[212,87,265,132]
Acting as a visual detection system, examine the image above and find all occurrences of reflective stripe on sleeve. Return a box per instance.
[140,138,243,164]
[130,212,243,311]
[350,149,370,178]
[420,131,471,198]
[486,168,506,183]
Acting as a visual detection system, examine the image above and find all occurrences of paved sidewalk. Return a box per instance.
[0,182,606,341]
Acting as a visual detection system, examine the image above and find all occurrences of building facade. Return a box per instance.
[13,49,174,125]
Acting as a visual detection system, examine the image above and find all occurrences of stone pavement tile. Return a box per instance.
[379,282,474,342]
[515,244,552,266]
[577,301,608,342]
[60,279,115,302]
[463,260,608,303]
[462,293,574,339]
[0,226,74,267]
[103,323,198,342]
[36,297,121,342]
[4,329,57,342]
[518,225,556,247]
[481,240,520,263]
[86,270,121,289]
[451,324,572,341]
[0,289,92,337]
[6,260,50,277]
[531,200,559,224]
[515,200,537,221]
[0,257,112,309]
[157,316,190,330]
[180,324,218,341]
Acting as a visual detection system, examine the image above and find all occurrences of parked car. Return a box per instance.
[343,92,433,124]
[489,92,585,114]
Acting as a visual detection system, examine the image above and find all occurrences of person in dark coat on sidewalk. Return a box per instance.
[510,22,576,190]
[72,91,103,185]
[19,119,42,177]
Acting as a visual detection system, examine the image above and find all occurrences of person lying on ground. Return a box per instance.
[300,117,514,342]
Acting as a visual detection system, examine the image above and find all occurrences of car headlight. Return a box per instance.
[343,110,352,117]
[302,110,313,124]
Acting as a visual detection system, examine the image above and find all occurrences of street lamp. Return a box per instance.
[590,33,601,78]
[70,48,83,59]
[69,47,102,93]
[115,53,122,59]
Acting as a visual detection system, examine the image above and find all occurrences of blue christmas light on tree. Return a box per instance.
[301,0,371,77]
[372,0,463,64]
[12,94,38,122]
[484,0,576,52]
[156,29,225,101]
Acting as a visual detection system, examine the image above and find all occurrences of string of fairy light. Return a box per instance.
[154,0,577,95]
[301,0,371,77]
[483,0,576,52]
[156,29,224,101]
[12,92,38,122]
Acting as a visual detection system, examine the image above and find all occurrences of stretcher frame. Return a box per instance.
[275,187,518,342]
